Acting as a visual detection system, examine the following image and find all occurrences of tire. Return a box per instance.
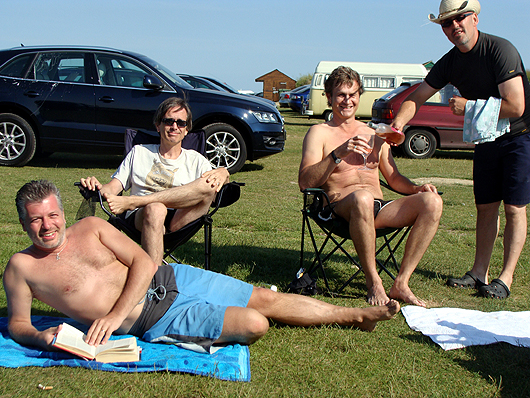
[0,113,37,166]
[323,110,333,122]
[401,129,437,159]
[204,123,247,174]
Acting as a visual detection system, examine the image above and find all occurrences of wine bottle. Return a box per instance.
[367,122,405,145]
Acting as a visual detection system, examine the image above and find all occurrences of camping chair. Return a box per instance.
[76,180,242,270]
[298,180,412,295]
[75,128,243,270]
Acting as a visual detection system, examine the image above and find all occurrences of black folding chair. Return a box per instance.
[76,181,242,270]
[75,127,243,270]
[298,181,412,295]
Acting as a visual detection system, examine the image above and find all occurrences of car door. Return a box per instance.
[93,53,180,144]
[23,51,97,151]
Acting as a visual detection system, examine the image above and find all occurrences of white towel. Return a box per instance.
[401,306,530,350]
[463,97,510,144]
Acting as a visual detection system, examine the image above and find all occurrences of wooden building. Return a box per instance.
[255,70,296,102]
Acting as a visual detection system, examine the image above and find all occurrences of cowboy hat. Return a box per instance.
[428,0,481,24]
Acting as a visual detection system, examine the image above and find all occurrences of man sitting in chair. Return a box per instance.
[298,66,443,307]
[5,180,400,354]
[80,97,229,266]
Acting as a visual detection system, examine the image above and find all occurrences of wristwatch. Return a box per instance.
[331,150,341,164]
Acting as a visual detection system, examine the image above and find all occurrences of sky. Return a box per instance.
[2,0,529,93]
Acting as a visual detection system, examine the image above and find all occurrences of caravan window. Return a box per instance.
[362,76,395,89]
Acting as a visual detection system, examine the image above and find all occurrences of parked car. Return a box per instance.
[279,84,308,108]
[371,81,472,159]
[195,75,276,107]
[177,74,228,92]
[289,84,310,113]
[0,46,285,173]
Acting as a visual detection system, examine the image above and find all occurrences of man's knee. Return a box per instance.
[141,203,167,227]
[423,192,443,220]
[244,311,269,341]
[338,190,374,219]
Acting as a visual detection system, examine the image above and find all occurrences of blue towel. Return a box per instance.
[0,316,250,382]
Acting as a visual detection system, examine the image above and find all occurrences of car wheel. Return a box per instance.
[323,110,333,122]
[402,129,437,159]
[204,123,247,174]
[0,113,37,166]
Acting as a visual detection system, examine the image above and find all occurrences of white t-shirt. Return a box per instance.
[112,144,212,197]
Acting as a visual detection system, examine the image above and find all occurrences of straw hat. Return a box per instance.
[428,0,481,24]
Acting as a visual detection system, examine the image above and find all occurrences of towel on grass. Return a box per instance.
[0,316,250,382]
[402,306,530,351]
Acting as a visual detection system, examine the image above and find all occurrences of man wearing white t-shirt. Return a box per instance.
[80,97,230,266]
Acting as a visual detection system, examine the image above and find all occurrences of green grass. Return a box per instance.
[0,110,529,397]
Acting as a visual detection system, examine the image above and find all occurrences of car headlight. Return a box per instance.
[251,111,279,123]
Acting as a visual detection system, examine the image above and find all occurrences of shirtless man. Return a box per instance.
[4,180,400,352]
[299,66,443,307]
[80,97,229,266]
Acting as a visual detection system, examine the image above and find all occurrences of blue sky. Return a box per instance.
[2,0,529,93]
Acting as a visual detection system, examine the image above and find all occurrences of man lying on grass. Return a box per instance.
[4,180,400,354]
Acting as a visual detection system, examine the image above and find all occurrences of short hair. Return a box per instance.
[324,66,365,106]
[153,97,193,131]
[16,180,63,222]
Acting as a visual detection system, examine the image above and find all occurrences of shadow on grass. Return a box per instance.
[27,153,123,170]
[171,240,374,299]
[454,343,530,397]
[401,320,530,397]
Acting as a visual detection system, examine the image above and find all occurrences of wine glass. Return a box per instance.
[358,134,374,170]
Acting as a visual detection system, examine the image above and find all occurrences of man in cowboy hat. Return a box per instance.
[392,0,530,299]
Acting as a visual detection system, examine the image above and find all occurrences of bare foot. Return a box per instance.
[366,283,390,306]
[104,193,135,215]
[388,285,426,307]
[356,300,401,332]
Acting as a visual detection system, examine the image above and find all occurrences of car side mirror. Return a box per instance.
[143,75,164,90]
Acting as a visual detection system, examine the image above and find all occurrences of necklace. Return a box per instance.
[55,238,68,260]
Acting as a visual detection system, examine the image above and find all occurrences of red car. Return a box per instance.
[371,81,472,159]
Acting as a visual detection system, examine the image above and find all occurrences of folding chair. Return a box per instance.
[75,128,243,270]
[76,181,242,270]
[298,181,411,295]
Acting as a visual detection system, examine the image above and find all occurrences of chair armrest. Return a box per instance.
[74,182,114,218]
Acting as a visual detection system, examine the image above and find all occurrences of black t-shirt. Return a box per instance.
[426,32,530,136]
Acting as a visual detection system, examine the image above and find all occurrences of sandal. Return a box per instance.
[447,271,486,289]
[479,279,510,299]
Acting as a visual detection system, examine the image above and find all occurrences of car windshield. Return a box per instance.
[135,54,193,89]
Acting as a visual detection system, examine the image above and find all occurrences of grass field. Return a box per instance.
[0,110,529,397]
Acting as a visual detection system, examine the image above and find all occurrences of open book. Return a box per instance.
[52,323,140,363]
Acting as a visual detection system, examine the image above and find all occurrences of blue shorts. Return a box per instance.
[142,263,253,353]
[473,133,530,205]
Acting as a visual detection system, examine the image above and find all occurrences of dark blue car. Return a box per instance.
[0,46,285,173]
[289,84,310,113]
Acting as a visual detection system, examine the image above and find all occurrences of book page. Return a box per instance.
[94,337,137,355]
[53,323,96,358]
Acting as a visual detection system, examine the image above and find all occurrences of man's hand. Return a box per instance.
[415,184,438,194]
[202,168,230,192]
[448,96,468,116]
[85,314,124,346]
[335,134,373,158]
[80,176,103,191]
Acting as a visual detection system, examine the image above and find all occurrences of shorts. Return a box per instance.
[123,208,178,231]
[473,133,530,205]
[319,199,393,221]
[141,263,253,353]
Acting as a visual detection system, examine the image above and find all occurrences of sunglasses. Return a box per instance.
[441,12,473,28]
[161,118,187,128]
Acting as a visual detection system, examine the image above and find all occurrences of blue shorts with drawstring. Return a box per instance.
[136,263,253,353]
